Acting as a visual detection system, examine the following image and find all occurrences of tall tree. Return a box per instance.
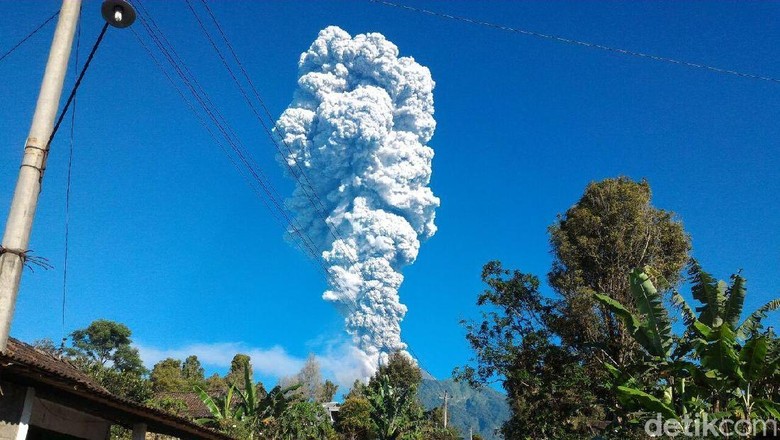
[66,320,150,402]
[67,319,145,374]
[548,177,690,366]
[225,353,253,387]
[297,354,324,402]
[456,261,602,439]
[319,379,339,403]
[336,395,374,440]
[182,355,206,389]
[206,373,228,392]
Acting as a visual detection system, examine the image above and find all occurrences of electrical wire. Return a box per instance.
[185,0,360,265]
[136,1,432,371]
[48,23,109,148]
[131,0,328,273]
[61,3,83,348]
[368,0,780,85]
[186,1,433,368]
[0,10,60,64]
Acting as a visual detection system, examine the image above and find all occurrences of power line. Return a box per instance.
[136,1,432,372]
[0,10,59,64]
[187,1,434,371]
[131,0,328,272]
[61,3,83,347]
[47,23,110,148]
[197,0,331,217]
[185,0,360,267]
[368,0,780,85]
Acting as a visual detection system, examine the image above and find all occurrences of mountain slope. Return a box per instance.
[419,378,509,440]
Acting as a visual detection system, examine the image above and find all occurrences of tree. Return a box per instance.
[548,177,691,367]
[225,353,253,387]
[455,261,603,439]
[65,320,150,402]
[336,395,374,440]
[420,407,461,440]
[182,355,206,390]
[298,354,324,402]
[32,338,59,355]
[362,352,426,440]
[150,358,187,392]
[319,379,339,403]
[369,352,422,394]
[276,401,336,440]
[67,319,145,374]
[206,373,228,392]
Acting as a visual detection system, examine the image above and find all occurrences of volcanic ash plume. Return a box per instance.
[275,26,439,374]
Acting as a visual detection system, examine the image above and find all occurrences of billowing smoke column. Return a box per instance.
[275,26,439,374]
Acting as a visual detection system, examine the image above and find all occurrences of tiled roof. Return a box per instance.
[0,338,233,440]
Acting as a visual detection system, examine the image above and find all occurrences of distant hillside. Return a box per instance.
[419,378,509,440]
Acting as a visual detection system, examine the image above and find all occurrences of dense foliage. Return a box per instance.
[549,177,690,369]
[458,177,778,439]
[596,266,780,433]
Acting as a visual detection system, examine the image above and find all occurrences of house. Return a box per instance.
[0,338,233,440]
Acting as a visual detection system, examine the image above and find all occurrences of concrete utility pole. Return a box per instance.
[0,0,82,353]
[0,0,136,353]
[443,391,449,429]
[0,0,135,353]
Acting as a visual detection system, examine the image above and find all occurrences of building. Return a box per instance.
[0,338,233,440]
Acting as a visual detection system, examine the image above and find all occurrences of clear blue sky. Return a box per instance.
[0,1,778,387]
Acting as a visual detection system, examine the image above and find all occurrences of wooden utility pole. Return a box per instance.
[0,0,82,352]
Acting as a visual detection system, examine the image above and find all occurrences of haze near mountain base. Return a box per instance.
[275,26,439,377]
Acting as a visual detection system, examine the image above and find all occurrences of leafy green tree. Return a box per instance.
[182,355,206,389]
[150,358,187,392]
[456,261,603,439]
[67,319,145,374]
[65,320,150,402]
[368,374,422,440]
[206,372,228,392]
[225,353,253,386]
[548,177,691,367]
[360,353,429,440]
[147,395,188,417]
[369,352,422,394]
[277,400,336,440]
[420,407,461,440]
[319,379,339,403]
[336,395,374,440]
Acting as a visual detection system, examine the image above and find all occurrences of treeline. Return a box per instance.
[36,323,462,439]
[456,177,779,439]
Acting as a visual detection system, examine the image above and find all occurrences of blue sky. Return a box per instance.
[0,1,778,388]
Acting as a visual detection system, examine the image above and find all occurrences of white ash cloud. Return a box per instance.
[275,26,439,376]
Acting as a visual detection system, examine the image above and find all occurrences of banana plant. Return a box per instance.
[194,383,245,427]
[596,265,780,423]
